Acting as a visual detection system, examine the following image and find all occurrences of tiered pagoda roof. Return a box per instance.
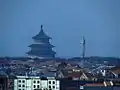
[32,25,51,40]
[28,44,55,48]
[27,25,56,59]
[27,50,56,55]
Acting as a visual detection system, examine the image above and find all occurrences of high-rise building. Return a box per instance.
[27,25,56,59]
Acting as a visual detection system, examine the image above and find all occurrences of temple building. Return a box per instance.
[27,25,56,59]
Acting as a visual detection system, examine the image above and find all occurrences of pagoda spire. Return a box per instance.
[41,25,43,30]
[40,24,44,32]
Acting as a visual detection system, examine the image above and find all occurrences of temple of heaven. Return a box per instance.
[27,25,56,59]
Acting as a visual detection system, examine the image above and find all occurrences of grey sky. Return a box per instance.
[0,0,120,58]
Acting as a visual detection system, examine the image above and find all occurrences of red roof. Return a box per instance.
[111,67,120,74]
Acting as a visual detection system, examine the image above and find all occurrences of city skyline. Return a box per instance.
[0,0,120,58]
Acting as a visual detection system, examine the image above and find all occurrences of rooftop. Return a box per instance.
[28,44,55,48]
[110,66,120,74]
[32,25,51,40]
[15,75,57,80]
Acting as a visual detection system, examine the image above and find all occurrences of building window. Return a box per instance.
[53,86,55,88]
[49,81,51,84]
[49,85,51,88]
[37,81,40,83]
[34,81,36,83]
[18,84,21,87]
[37,85,40,88]
[23,89,25,90]
[18,89,21,90]
[22,85,25,87]
[18,80,21,83]
[22,80,25,83]
[53,81,55,84]
[34,85,36,88]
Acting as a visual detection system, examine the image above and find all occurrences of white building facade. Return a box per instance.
[14,76,60,90]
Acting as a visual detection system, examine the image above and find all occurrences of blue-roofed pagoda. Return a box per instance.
[27,25,56,59]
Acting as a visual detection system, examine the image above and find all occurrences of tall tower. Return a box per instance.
[82,36,85,59]
[80,36,86,67]
[27,25,56,59]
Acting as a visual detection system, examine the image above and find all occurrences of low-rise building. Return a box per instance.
[0,71,8,90]
[0,75,8,90]
[110,66,120,78]
[59,68,97,81]
[14,76,60,90]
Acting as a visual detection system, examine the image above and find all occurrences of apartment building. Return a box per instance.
[14,76,60,90]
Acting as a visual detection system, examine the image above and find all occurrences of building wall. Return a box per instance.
[41,80,47,89]
[32,78,42,89]
[47,80,60,90]
[26,79,32,90]
[14,80,18,90]
[56,81,60,90]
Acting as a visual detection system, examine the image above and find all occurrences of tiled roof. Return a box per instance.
[84,73,94,78]
[110,66,120,74]
[32,25,51,40]
[0,71,7,76]
[28,44,55,48]
[27,50,56,56]
[43,72,56,77]
[94,73,104,78]
[61,69,83,77]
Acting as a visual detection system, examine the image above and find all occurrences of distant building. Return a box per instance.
[0,75,8,90]
[60,78,115,90]
[60,78,86,90]
[27,25,56,59]
[8,75,17,90]
[110,66,120,78]
[59,68,97,81]
[14,76,60,90]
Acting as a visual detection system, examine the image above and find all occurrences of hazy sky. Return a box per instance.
[0,0,120,58]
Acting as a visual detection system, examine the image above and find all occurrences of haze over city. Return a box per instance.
[0,0,120,58]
